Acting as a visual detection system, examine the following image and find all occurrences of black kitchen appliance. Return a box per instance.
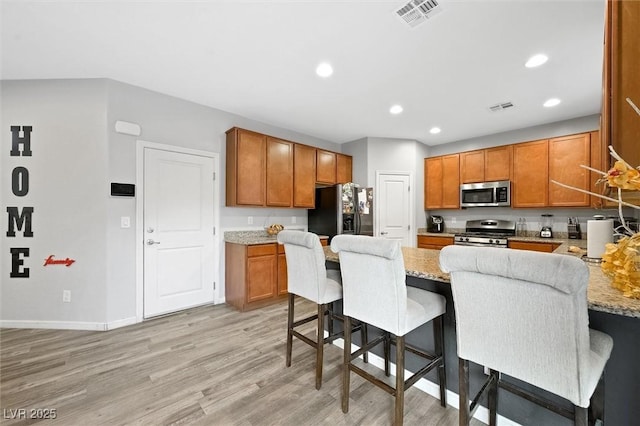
[428,215,444,233]
[568,217,582,239]
[540,214,553,238]
[454,219,516,248]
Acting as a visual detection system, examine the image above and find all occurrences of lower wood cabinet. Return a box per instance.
[226,238,329,311]
[225,242,282,311]
[507,240,561,253]
[417,235,454,250]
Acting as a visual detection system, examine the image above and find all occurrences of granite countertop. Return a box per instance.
[225,230,328,245]
[323,244,640,318]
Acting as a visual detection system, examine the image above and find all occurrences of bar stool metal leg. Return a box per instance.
[316,303,325,390]
[286,293,295,367]
[342,315,352,414]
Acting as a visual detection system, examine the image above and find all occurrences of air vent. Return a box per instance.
[395,0,443,28]
[488,102,515,112]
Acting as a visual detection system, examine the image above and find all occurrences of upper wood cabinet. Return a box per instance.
[266,137,293,207]
[316,150,337,184]
[512,139,549,208]
[226,128,266,206]
[425,154,460,209]
[603,0,640,170]
[548,133,591,207]
[336,153,353,184]
[460,150,484,183]
[226,127,351,208]
[484,145,512,182]
[293,144,316,208]
[460,145,511,183]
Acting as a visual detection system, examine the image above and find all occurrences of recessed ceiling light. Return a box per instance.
[316,62,333,78]
[430,127,441,134]
[389,105,403,115]
[525,54,548,68]
[543,98,561,107]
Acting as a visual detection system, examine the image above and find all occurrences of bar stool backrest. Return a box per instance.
[439,245,592,406]
[277,230,330,304]
[331,235,408,336]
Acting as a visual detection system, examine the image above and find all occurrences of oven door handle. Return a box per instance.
[455,241,504,248]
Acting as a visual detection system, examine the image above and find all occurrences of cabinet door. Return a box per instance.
[266,137,293,207]
[604,0,640,170]
[336,154,353,184]
[246,245,277,303]
[508,241,559,253]
[293,144,316,208]
[417,235,454,250]
[442,154,460,209]
[512,140,549,207]
[235,129,266,206]
[485,145,512,182]
[549,133,591,207]
[277,245,288,295]
[460,150,484,183]
[316,150,337,184]
[425,157,443,209]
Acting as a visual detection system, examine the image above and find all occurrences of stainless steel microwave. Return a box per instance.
[460,180,511,207]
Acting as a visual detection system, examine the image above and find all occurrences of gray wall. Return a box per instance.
[1,78,341,327]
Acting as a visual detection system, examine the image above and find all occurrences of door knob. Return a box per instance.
[146,239,160,245]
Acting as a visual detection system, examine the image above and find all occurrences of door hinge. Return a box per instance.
[213,226,216,235]
[408,185,410,192]
[213,281,216,290]
[408,225,411,230]
[213,172,216,181]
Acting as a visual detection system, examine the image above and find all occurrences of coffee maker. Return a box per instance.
[428,215,444,233]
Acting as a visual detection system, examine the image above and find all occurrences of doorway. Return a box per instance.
[376,171,413,247]
[136,141,220,319]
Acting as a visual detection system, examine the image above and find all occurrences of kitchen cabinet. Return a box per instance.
[226,128,266,206]
[417,235,454,250]
[508,240,560,253]
[460,150,485,184]
[316,150,337,184]
[266,137,293,207]
[460,146,511,184]
[336,153,353,184]
[293,144,316,208]
[424,154,460,209]
[225,242,282,311]
[602,0,640,170]
[484,145,512,182]
[548,133,591,207]
[512,139,549,208]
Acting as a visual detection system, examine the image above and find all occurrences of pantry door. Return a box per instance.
[376,171,413,247]
[143,146,215,318]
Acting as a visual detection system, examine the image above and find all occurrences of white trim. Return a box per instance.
[1,320,108,331]
[135,140,222,322]
[106,316,138,330]
[332,337,521,426]
[375,170,416,247]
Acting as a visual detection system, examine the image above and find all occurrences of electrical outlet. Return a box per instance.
[63,290,71,303]
[451,217,457,224]
[291,216,296,224]
[248,216,253,225]
[121,216,131,228]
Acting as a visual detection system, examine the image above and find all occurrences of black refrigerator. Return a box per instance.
[308,183,374,242]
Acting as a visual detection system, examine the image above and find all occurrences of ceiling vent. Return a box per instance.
[488,102,515,112]
[395,0,443,28]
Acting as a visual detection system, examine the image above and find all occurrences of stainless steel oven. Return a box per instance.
[454,219,515,248]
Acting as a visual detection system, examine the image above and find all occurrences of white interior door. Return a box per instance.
[377,172,412,246]
[143,147,214,318]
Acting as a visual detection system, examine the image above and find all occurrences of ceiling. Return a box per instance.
[0,0,606,145]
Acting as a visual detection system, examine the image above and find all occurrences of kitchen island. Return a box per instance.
[324,244,640,426]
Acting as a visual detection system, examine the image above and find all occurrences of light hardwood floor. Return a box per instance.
[1,299,483,426]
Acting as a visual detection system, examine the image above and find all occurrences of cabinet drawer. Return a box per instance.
[508,241,560,253]
[247,244,277,257]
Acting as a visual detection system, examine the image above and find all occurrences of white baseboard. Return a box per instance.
[1,316,139,331]
[331,337,521,426]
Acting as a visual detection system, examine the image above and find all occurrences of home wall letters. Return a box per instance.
[7,125,34,278]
